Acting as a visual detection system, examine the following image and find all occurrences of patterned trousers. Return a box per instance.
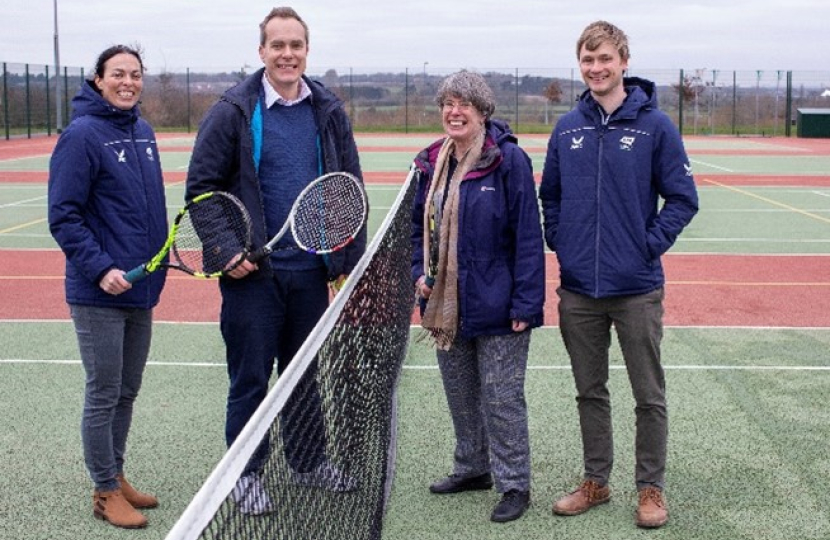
[436,330,532,493]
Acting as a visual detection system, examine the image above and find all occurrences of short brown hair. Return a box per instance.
[260,7,309,46]
[576,21,629,61]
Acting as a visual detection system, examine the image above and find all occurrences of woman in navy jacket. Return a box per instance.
[48,45,167,530]
[411,71,545,523]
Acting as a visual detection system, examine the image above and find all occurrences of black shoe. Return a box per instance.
[429,473,493,494]
[491,490,530,523]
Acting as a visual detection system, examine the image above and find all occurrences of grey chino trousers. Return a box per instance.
[557,286,667,490]
[436,331,532,494]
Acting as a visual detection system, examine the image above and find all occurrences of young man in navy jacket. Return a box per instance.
[539,20,698,529]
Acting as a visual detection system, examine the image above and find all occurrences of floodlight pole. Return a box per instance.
[53,0,63,133]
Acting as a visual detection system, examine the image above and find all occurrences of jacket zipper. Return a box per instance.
[594,108,611,297]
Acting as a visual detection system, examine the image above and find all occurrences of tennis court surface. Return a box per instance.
[1,133,829,540]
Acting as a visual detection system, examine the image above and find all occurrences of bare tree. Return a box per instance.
[543,80,563,124]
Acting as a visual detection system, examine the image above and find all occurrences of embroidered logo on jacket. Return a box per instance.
[115,149,127,163]
[570,136,584,150]
[146,148,155,162]
[684,163,693,176]
[619,136,636,151]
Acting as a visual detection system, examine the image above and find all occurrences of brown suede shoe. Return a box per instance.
[93,488,148,529]
[636,487,668,528]
[552,480,611,516]
[117,473,159,509]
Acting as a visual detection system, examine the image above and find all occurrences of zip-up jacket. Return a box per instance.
[539,77,699,298]
[48,80,168,308]
[411,119,545,337]
[185,69,365,280]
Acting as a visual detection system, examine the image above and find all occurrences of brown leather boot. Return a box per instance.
[552,480,611,516]
[117,473,159,509]
[636,487,668,528]
[93,488,148,529]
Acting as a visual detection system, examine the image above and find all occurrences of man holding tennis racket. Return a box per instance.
[540,21,698,529]
[186,6,366,514]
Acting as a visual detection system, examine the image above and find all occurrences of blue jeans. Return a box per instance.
[557,287,667,490]
[436,331,532,493]
[70,304,153,492]
[219,267,329,474]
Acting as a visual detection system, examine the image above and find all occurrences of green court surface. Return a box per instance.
[1,324,829,540]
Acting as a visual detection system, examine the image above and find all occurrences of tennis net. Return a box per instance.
[165,166,418,540]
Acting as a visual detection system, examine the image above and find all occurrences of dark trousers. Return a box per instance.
[219,267,329,474]
[557,287,667,490]
[71,305,153,491]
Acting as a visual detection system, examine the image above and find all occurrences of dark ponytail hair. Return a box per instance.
[92,44,145,79]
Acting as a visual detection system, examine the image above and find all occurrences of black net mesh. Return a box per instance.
[165,168,416,540]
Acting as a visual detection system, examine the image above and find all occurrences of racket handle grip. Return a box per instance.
[123,265,148,284]
[246,248,269,264]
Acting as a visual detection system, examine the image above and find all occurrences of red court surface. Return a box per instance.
[3,251,829,327]
[2,134,829,327]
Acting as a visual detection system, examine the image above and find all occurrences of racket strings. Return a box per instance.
[173,194,252,275]
[292,175,366,253]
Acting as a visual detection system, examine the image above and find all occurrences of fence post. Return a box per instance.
[732,71,738,136]
[46,65,52,136]
[405,68,409,134]
[785,71,793,137]
[25,64,32,138]
[63,66,69,128]
[2,63,8,140]
[186,68,191,133]
[514,68,519,132]
[678,69,684,135]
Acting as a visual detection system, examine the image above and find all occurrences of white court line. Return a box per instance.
[1,358,829,371]
[690,158,734,172]
[679,238,830,243]
[0,195,47,209]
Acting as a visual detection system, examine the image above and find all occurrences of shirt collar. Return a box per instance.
[261,73,312,108]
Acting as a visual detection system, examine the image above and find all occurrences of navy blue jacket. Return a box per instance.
[186,69,365,280]
[411,119,545,337]
[48,80,168,308]
[539,77,699,298]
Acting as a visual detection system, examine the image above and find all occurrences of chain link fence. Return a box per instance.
[2,62,829,138]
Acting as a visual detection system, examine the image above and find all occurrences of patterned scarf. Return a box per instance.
[421,129,485,350]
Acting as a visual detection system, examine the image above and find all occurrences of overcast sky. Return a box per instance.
[4,0,828,75]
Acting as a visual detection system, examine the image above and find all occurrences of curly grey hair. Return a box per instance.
[435,70,496,119]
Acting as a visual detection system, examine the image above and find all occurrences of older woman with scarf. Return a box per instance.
[411,70,545,523]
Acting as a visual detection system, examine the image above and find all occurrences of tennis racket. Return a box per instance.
[123,191,253,283]
[247,172,368,263]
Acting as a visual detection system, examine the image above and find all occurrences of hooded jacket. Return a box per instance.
[48,80,168,308]
[185,69,365,280]
[539,77,699,298]
[411,119,545,337]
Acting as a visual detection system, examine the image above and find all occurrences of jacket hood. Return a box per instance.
[578,76,658,120]
[71,80,141,126]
